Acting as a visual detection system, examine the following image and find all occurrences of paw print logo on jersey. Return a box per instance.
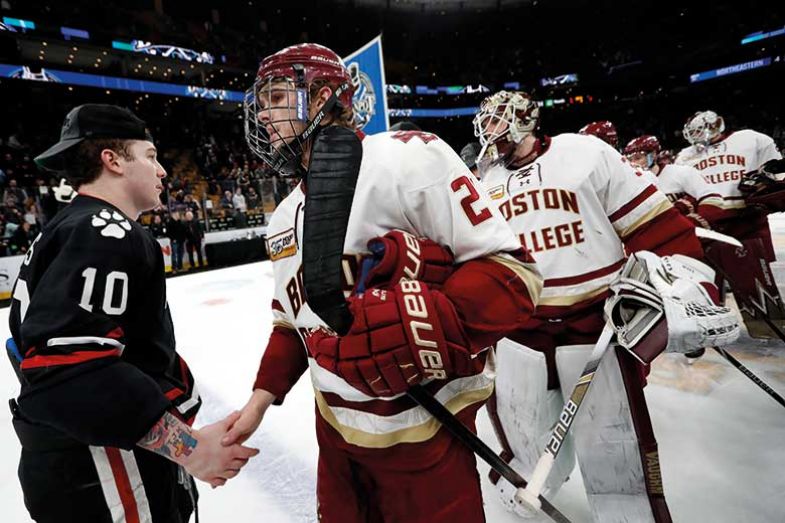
[91,209,132,239]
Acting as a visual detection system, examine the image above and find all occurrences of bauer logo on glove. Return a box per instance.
[305,279,476,397]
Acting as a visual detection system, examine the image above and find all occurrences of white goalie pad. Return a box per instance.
[558,345,661,523]
[606,251,740,362]
[492,338,575,514]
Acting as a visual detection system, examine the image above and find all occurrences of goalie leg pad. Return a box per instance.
[560,345,671,522]
[490,338,575,509]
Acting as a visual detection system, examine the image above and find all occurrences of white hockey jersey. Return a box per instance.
[481,133,673,317]
[264,130,540,450]
[676,129,782,214]
[651,163,719,203]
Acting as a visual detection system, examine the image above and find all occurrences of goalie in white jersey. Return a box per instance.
[474,91,709,522]
[676,110,784,338]
[221,44,542,523]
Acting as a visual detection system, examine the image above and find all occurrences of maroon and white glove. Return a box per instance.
[362,230,455,290]
[306,280,477,397]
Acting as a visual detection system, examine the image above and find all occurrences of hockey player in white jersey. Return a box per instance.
[676,110,782,259]
[624,134,725,228]
[677,110,784,337]
[474,91,709,522]
[222,44,542,523]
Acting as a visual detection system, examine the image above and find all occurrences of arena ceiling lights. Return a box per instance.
[112,40,218,65]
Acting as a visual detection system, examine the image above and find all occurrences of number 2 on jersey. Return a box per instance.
[450,175,492,226]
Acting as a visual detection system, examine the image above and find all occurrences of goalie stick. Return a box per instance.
[355,249,572,522]
[515,324,615,514]
[407,384,572,523]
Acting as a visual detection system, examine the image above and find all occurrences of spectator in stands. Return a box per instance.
[246,187,260,211]
[3,179,26,212]
[23,199,39,227]
[9,220,33,254]
[220,190,234,211]
[237,169,250,193]
[166,211,187,273]
[149,214,167,238]
[183,193,202,218]
[184,210,205,270]
[232,187,247,213]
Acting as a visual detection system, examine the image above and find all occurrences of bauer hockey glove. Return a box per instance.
[356,230,455,293]
[306,280,478,397]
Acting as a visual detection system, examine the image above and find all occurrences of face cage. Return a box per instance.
[626,151,656,170]
[473,99,534,171]
[244,78,310,177]
[683,113,724,146]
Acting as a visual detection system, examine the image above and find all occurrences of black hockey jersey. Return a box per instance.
[8,195,200,449]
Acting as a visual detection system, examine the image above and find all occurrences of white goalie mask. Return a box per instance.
[682,110,725,146]
[472,91,540,172]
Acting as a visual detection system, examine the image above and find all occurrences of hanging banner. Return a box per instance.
[343,35,389,134]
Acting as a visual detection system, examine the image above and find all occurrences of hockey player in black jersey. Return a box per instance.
[6,104,258,523]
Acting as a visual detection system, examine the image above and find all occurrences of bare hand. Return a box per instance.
[222,389,276,446]
[183,411,259,485]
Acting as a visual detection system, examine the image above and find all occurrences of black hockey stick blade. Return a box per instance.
[407,385,572,523]
[712,347,785,409]
[301,126,362,336]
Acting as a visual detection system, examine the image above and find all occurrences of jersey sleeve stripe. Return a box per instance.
[543,259,625,287]
[272,317,296,330]
[486,253,543,307]
[608,184,658,222]
[47,336,125,351]
[20,348,122,369]
[617,199,672,238]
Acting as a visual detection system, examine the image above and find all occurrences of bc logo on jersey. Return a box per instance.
[348,62,376,130]
[267,228,297,261]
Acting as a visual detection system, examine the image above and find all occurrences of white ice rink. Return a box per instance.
[2,260,785,522]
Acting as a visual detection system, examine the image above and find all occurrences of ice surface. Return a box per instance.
[2,261,784,522]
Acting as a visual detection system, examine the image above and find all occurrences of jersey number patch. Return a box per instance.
[451,175,492,226]
[79,268,129,315]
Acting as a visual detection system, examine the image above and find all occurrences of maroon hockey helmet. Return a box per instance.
[624,135,662,169]
[244,43,355,176]
[624,135,661,156]
[579,120,619,148]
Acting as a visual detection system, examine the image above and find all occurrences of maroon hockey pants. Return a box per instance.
[315,424,485,522]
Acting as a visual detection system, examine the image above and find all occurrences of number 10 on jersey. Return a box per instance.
[79,267,129,315]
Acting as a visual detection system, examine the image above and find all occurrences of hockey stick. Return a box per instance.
[515,324,615,513]
[407,385,572,523]
[712,347,785,409]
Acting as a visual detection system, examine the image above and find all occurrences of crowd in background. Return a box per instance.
[0,0,783,259]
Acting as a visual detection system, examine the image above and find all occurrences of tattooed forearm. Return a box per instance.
[138,411,198,461]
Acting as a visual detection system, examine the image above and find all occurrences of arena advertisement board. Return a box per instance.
[343,35,389,134]
[0,255,24,300]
